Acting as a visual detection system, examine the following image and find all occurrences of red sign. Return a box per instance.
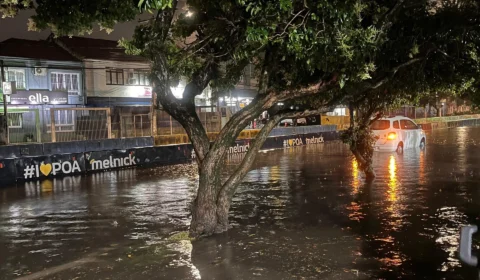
[144,87,152,97]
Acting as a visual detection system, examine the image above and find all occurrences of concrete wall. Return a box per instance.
[0,131,339,184]
[3,117,480,184]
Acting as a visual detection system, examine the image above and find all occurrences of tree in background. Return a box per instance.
[340,0,480,178]
[3,0,480,236]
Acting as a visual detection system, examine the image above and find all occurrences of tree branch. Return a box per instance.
[205,75,338,168]
[218,106,331,199]
[151,56,210,163]
[270,9,306,40]
[156,0,178,42]
[218,114,282,198]
[375,0,406,43]
[369,57,424,90]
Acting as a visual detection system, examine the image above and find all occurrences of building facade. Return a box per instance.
[55,36,153,138]
[0,38,84,143]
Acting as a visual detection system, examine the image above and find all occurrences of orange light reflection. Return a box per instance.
[351,159,360,195]
[388,155,397,203]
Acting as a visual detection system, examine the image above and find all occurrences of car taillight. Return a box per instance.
[387,132,397,140]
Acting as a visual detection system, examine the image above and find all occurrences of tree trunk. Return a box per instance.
[345,104,376,180]
[190,166,222,237]
[215,188,231,233]
[350,147,376,180]
[189,114,289,237]
[189,164,235,237]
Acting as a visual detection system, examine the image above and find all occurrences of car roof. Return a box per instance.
[377,116,412,121]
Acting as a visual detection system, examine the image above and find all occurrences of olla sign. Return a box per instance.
[9,90,68,105]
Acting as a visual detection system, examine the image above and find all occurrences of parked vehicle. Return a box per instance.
[370,116,426,153]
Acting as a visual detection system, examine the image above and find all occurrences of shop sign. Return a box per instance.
[2,82,16,95]
[9,90,68,105]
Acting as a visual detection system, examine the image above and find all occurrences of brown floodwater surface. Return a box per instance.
[2,127,480,279]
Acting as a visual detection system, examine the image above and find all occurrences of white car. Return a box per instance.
[370,116,426,153]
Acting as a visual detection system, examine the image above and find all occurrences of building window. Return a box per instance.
[126,70,150,86]
[8,113,22,128]
[6,69,26,89]
[51,72,80,95]
[106,68,124,85]
[46,110,75,132]
[239,64,253,86]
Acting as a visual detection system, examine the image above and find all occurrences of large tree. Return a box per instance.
[5,0,480,237]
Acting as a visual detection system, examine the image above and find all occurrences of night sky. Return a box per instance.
[0,10,148,42]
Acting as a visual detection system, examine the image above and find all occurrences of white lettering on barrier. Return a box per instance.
[89,154,136,171]
[284,135,324,147]
[228,143,250,154]
[283,138,304,147]
[305,136,324,144]
[24,160,82,179]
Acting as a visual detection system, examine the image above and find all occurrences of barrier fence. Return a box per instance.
[156,106,221,136]
[50,108,111,142]
[7,109,41,144]
[5,104,479,144]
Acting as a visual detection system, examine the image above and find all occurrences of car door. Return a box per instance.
[410,120,423,147]
[399,119,419,149]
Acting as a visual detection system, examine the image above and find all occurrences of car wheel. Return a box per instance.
[396,142,404,154]
[420,138,426,150]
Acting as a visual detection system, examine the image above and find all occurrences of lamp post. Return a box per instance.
[0,60,8,145]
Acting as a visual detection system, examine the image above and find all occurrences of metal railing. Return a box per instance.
[7,109,41,143]
[156,106,221,136]
[268,125,337,137]
[6,104,479,144]
[50,108,111,142]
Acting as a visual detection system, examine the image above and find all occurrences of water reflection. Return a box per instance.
[351,159,360,195]
[1,128,480,279]
[457,127,468,176]
[388,155,398,204]
[419,148,427,185]
[435,206,467,272]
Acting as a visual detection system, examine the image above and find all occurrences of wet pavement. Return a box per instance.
[2,126,480,279]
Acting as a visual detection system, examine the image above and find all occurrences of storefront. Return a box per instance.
[0,38,85,143]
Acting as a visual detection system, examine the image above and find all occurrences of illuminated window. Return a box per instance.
[51,72,80,95]
[6,68,26,89]
[8,113,22,128]
[126,70,150,86]
[46,110,75,132]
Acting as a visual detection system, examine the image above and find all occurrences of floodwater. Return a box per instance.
[2,127,480,279]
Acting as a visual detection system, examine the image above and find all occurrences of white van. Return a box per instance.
[370,116,426,153]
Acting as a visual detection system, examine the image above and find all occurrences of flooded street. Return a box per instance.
[2,126,480,279]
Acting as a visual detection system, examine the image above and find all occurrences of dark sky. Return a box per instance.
[0,10,147,42]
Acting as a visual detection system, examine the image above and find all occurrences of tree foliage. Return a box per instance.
[0,0,32,18]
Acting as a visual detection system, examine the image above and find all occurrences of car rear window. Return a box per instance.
[370,120,390,130]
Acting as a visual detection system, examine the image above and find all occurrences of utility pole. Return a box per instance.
[0,60,8,145]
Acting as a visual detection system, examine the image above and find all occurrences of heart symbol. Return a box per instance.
[40,162,52,176]
[288,139,294,146]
